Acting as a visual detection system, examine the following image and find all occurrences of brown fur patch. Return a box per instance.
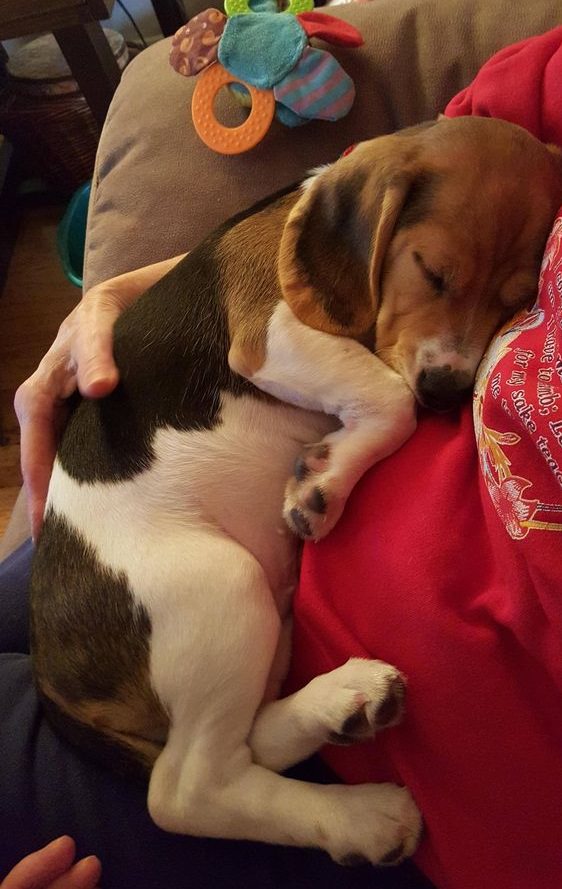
[278,136,425,338]
[40,679,165,772]
[31,511,169,772]
[223,191,300,376]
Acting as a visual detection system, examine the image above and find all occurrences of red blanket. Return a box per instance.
[289,26,562,889]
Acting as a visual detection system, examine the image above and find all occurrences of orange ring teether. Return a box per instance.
[192,63,276,155]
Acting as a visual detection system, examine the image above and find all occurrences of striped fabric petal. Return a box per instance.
[273,47,355,122]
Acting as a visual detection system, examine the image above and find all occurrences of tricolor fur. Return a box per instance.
[31,117,562,865]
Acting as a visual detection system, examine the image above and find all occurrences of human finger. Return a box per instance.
[1,836,76,889]
[73,292,122,398]
[15,363,75,538]
[48,856,102,889]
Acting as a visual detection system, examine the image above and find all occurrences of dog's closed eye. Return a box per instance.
[412,251,447,295]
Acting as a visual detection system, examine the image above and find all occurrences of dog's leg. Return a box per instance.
[147,536,421,865]
[250,657,406,773]
[237,301,417,540]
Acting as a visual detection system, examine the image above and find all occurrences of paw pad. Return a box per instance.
[284,441,342,540]
[289,507,313,538]
[305,486,326,514]
[338,853,370,867]
[379,841,407,866]
[294,456,310,482]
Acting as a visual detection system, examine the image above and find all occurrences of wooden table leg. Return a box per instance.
[150,0,186,36]
[54,21,122,129]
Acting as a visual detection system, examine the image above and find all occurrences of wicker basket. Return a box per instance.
[0,31,131,195]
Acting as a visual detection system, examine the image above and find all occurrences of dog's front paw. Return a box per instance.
[329,784,423,868]
[283,443,345,540]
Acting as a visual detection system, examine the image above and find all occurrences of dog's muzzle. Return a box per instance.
[415,365,473,411]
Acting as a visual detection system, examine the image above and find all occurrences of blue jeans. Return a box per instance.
[0,540,433,889]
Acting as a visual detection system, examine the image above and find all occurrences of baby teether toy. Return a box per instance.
[169,1,363,155]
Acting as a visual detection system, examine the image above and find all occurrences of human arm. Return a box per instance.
[14,254,186,539]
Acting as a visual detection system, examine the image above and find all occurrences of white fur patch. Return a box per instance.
[414,335,478,378]
[47,392,330,607]
[300,164,334,192]
[252,301,415,420]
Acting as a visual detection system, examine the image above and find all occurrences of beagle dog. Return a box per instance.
[31,117,562,866]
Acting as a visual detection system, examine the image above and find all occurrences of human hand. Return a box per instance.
[14,254,186,540]
[1,836,101,889]
[14,281,129,540]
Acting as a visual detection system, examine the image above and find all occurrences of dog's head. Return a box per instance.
[279,116,562,410]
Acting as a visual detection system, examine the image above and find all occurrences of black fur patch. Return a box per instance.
[294,169,370,330]
[31,511,153,702]
[395,172,442,231]
[58,185,298,483]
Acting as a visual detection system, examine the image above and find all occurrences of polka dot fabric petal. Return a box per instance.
[169,10,227,78]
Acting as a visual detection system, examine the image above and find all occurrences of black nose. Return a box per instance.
[416,366,472,411]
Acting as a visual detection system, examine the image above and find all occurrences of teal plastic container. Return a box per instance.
[57,181,91,288]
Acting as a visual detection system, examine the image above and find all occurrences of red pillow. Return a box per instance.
[288,26,562,889]
[444,24,562,143]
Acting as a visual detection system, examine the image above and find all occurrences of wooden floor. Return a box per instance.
[0,203,79,536]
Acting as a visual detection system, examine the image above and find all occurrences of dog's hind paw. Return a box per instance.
[309,658,407,747]
[328,674,406,745]
[328,784,423,868]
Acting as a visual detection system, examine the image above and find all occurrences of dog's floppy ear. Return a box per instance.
[278,137,423,337]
